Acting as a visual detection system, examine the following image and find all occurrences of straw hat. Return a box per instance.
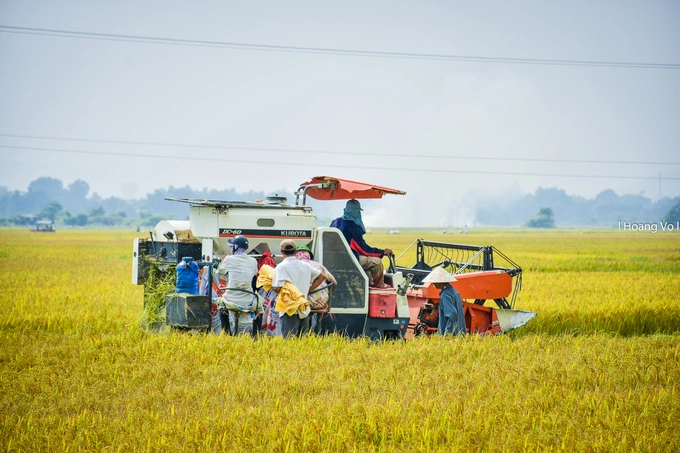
[422,267,458,283]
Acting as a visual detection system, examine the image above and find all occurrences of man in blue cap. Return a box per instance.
[217,235,259,335]
[330,199,393,288]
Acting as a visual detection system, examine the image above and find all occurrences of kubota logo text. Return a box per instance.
[281,230,308,236]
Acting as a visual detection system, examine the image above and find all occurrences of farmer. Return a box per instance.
[330,199,393,288]
[271,239,325,338]
[422,267,466,336]
[217,235,259,335]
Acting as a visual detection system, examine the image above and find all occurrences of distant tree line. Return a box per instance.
[475,187,680,227]
[2,177,679,228]
[0,177,275,228]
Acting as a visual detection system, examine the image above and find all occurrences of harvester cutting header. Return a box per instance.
[132,176,535,338]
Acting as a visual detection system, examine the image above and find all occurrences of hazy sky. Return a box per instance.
[1,1,679,226]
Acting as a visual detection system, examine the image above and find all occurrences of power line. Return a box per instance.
[2,144,677,181]
[1,25,678,69]
[1,133,677,166]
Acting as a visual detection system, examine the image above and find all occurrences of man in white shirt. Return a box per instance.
[217,235,259,335]
[272,239,325,337]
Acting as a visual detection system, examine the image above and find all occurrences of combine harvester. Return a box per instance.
[132,176,535,338]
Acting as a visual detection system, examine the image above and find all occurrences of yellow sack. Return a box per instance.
[275,282,310,317]
[257,265,274,291]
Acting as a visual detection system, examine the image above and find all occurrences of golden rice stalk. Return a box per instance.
[139,264,175,331]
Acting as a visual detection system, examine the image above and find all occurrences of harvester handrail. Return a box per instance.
[453,248,486,274]
[416,239,492,252]
[309,282,334,295]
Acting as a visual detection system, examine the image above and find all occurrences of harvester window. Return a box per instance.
[321,231,367,309]
[257,218,276,227]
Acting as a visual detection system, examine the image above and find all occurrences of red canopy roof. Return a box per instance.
[298,176,406,200]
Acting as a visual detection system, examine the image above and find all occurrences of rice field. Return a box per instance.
[1,228,679,452]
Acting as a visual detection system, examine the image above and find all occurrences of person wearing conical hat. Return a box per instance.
[422,267,466,336]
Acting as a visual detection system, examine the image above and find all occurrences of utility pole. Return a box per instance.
[658,173,661,202]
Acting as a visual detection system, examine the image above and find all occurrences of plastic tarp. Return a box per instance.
[299,176,406,200]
